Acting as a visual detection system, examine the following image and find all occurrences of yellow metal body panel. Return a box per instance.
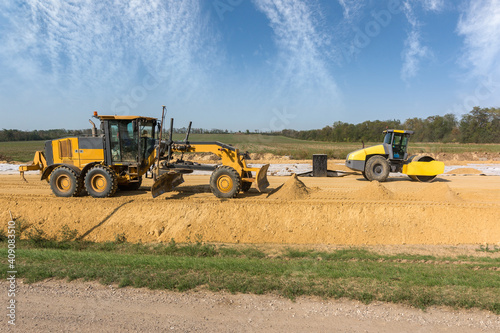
[170,143,268,189]
[140,148,157,176]
[79,148,105,168]
[51,137,105,169]
[97,115,156,121]
[383,129,411,134]
[402,161,444,176]
[51,137,78,166]
[173,144,248,175]
[347,144,386,161]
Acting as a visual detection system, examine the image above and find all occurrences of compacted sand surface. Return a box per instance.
[1,172,499,245]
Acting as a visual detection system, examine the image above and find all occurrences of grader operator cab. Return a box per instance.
[345,129,444,182]
[19,107,269,199]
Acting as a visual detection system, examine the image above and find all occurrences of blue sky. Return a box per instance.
[0,0,499,131]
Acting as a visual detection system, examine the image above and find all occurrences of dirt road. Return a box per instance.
[1,171,499,245]
[2,280,499,333]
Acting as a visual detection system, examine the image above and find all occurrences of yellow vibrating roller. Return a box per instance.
[345,129,444,182]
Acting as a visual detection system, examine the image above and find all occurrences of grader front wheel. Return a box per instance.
[210,166,241,198]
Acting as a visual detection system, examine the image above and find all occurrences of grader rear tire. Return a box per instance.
[50,166,82,197]
[364,156,390,182]
[210,166,241,198]
[85,165,118,198]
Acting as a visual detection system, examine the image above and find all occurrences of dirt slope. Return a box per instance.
[1,174,499,245]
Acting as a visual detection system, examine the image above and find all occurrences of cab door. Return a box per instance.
[106,120,138,164]
[391,133,409,160]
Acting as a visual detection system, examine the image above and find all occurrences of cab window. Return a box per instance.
[383,132,393,144]
[139,120,156,162]
[109,120,138,162]
[392,133,408,159]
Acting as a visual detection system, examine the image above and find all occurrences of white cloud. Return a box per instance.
[400,0,431,82]
[0,0,215,99]
[338,0,365,21]
[252,0,339,103]
[422,0,444,12]
[457,0,500,77]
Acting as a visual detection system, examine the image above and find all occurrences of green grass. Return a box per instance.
[1,239,499,314]
[1,136,500,162]
[0,141,45,162]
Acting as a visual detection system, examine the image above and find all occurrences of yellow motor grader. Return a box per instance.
[19,107,269,198]
[345,129,444,182]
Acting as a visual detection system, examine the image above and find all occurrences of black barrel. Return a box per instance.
[312,154,327,177]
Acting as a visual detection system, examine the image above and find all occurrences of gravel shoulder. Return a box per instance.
[2,280,499,332]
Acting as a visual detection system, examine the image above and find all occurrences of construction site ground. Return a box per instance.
[1,159,499,332]
[2,161,499,246]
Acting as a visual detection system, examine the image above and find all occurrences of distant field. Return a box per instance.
[1,136,500,162]
[0,141,45,162]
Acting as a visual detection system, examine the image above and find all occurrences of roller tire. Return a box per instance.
[50,166,82,197]
[85,165,118,198]
[411,155,437,182]
[210,166,241,198]
[415,175,436,182]
[241,171,252,192]
[118,177,143,191]
[364,156,390,182]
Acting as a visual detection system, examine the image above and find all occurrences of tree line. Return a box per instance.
[1,107,498,143]
[0,129,93,142]
[0,126,230,142]
[280,107,499,143]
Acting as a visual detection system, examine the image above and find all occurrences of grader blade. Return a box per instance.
[151,172,184,198]
[255,164,270,192]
